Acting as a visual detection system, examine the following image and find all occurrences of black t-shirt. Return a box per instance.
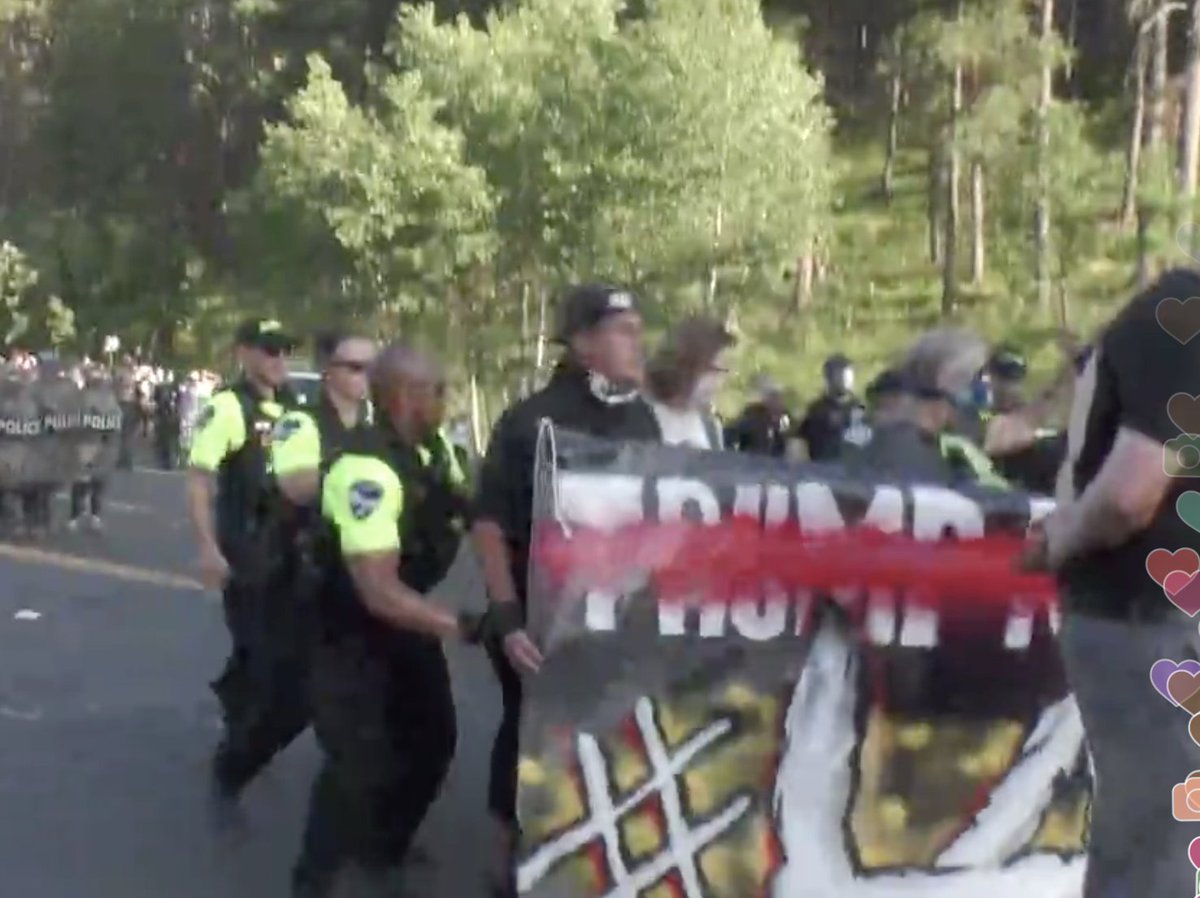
[1060,268,1200,615]
[847,419,957,485]
[724,402,789,457]
[798,392,866,461]
[475,361,661,603]
[993,432,1064,495]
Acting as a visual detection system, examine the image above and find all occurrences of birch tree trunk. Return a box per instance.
[882,70,901,203]
[941,59,962,317]
[970,159,986,285]
[519,280,531,396]
[794,244,815,313]
[927,145,943,265]
[1179,0,1200,253]
[1120,32,1147,227]
[534,285,548,379]
[1034,0,1055,313]
[1137,7,1170,286]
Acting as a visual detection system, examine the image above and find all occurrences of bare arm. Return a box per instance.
[347,551,462,640]
[1047,428,1171,567]
[275,471,319,506]
[186,468,220,555]
[472,519,519,606]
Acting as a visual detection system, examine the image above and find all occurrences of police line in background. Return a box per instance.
[515,428,1089,898]
[0,374,122,488]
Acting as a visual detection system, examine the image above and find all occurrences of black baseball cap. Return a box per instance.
[554,284,639,343]
[824,353,852,372]
[987,345,1027,381]
[235,318,296,352]
[866,368,904,400]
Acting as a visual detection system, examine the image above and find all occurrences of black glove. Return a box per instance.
[487,600,524,640]
[458,610,488,645]
[457,602,524,645]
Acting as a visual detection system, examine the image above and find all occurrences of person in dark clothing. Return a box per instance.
[153,377,180,469]
[1024,268,1200,898]
[851,330,990,487]
[796,354,869,461]
[725,377,791,457]
[981,343,1076,494]
[473,284,661,896]
[292,344,490,898]
[185,318,298,824]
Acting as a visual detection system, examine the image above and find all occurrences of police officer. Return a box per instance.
[725,376,791,457]
[796,353,868,461]
[185,317,298,817]
[153,373,180,469]
[976,344,1073,494]
[272,331,378,507]
[473,284,661,895]
[292,344,490,898]
[852,328,1008,490]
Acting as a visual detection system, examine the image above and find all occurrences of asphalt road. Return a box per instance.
[0,463,502,898]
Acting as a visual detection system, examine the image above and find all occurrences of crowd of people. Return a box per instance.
[6,267,1185,895]
[173,266,1200,898]
[0,350,226,535]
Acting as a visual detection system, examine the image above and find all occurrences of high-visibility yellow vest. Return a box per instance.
[939,432,1011,490]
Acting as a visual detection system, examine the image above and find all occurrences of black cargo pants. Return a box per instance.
[293,630,457,896]
[211,536,312,795]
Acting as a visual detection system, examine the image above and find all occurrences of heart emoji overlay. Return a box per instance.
[1157,296,1200,344]
[1189,714,1200,749]
[1151,659,1200,702]
[1169,671,1200,712]
[1147,547,1200,587]
[1180,492,1200,535]
[1166,570,1200,616]
[1170,393,1200,436]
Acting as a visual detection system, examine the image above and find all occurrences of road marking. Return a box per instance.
[132,466,185,478]
[47,495,151,515]
[0,542,204,591]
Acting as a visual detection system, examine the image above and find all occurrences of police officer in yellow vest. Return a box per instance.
[272,331,378,508]
[291,343,493,898]
[186,317,298,819]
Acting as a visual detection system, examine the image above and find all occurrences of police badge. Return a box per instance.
[349,480,384,520]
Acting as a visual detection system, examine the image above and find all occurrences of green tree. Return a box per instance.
[0,241,74,347]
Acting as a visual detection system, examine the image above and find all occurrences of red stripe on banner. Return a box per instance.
[532,518,1057,615]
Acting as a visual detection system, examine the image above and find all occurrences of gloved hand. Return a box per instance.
[457,601,525,645]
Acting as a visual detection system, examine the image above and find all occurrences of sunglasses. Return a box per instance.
[330,359,371,373]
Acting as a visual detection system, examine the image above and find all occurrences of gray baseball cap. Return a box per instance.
[900,327,988,400]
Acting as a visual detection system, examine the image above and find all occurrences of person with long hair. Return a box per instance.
[644,315,735,450]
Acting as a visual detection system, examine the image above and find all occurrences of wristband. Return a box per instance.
[457,610,487,644]
[488,601,525,639]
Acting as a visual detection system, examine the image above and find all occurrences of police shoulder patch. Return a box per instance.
[273,416,303,443]
[348,479,385,520]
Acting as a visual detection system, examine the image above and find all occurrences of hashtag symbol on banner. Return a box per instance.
[517,697,752,897]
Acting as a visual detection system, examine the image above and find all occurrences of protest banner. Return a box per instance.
[515,426,1089,898]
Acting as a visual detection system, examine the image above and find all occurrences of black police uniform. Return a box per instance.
[188,377,296,795]
[724,400,790,457]
[475,357,661,828]
[292,423,468,896]
[797,390,868,461]
[153,379,180,469]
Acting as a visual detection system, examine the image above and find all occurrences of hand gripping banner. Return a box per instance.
[515,426,1090,898]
